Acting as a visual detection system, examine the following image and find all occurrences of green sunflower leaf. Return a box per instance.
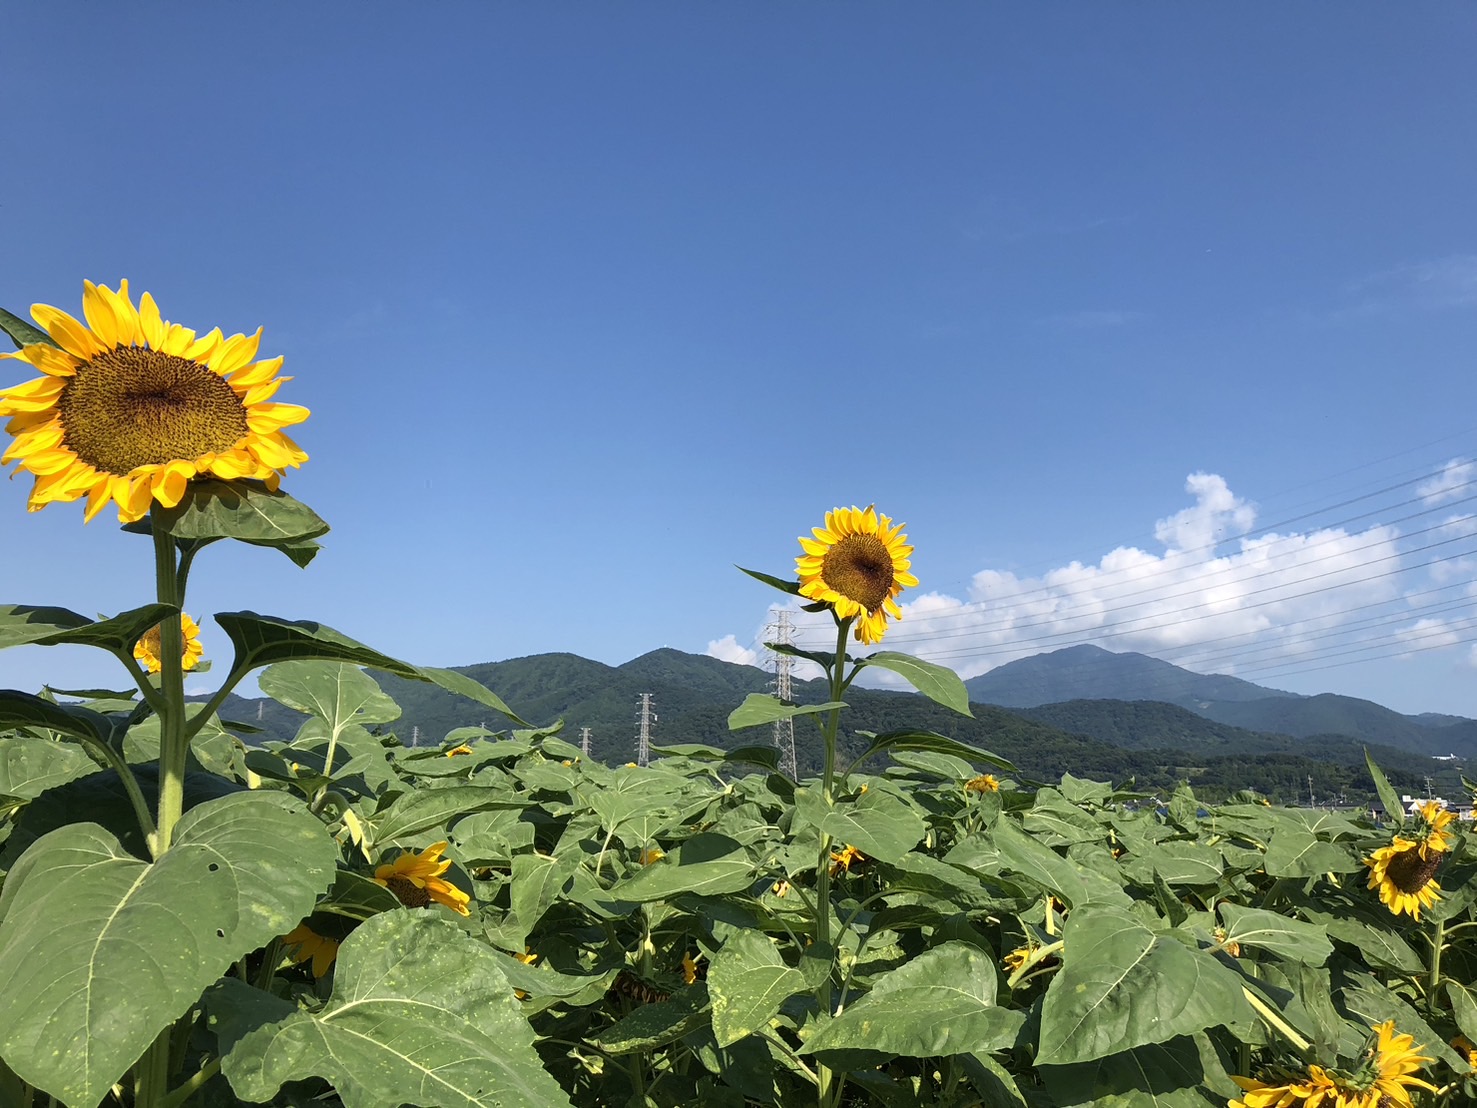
[1364,749,1405,829]
[800,942,1023,1057]
[0,792,336,1108]
[220,909,574,1108]
[0,603,181,667]
[727,693,845,730]
[856,651,973,716]
[0,307,54,350]
[608,833,756,902]
[145,479,330,546]
[1038,1033,1233,1108]
[0,690,116,746]
[0,736,100,799]
[817,787,927,864]
[215,612,423,678]
[737,566,802,595]
[1035,907,1251,1065]
[708,927,809,1048]
[370,785,524,849]
[846,730,1013,775]
[1216,904,1332,965]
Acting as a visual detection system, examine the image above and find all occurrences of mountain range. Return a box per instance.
[965,644,1477,758]
[218,643,1471,803]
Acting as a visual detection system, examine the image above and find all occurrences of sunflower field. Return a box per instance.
[0,285,1476,1108]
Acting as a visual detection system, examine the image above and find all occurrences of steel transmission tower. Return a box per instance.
[635,694,656,767]
[580,727,592,758]
[768,611,799,779]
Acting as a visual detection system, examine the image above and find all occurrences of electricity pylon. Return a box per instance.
[635,694,656,767]
[768,611,799,779]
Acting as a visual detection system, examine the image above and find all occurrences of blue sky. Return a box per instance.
[5,5,1477,718]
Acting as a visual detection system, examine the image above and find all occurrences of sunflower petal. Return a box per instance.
[137,293,166,349]
[209,328,263,377]
[247,403,311,433]
[32,304,105,360]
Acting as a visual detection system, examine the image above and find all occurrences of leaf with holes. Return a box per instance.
[0,793,335,1108]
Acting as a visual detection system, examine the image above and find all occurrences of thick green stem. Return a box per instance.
[1427,917,1445,1018]
[151,525,189,854]
[813,616,852,1108]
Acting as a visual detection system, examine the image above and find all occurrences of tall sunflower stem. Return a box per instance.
[151,524,189,855]
[812,616,852,1108]
[1426,917,1445,1018]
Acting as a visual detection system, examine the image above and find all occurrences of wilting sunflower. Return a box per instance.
[281,922,339,979]
[133,612,204,674]
[1230,1021,1435,1108]
[373,841,471,916]
[965,773,1000,794]
[1364,801,1455,921]
[796,505,918,644]
[0,280,308,523]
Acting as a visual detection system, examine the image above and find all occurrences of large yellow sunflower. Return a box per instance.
[373,840,471,916]
[1364,801,1454,921]
[1230,1022,1435,1108]
[0,280,308,523]
[796,505,918,644]
[133,612,204,674]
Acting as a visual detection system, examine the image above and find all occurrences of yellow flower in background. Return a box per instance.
[829,844,865,877]
[681,951,703,985]
[373,841,471,916]
[1364,803,1453,921]
[133,612,204,674]
[444,744,473,757]
[1229,1021,1434,1108]
[282,922,339,979]
[0,280,308,523]
[796,505,917,644]
[639,846,665,865]
[965,773,1000,794]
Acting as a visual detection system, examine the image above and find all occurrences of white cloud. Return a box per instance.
[1395,618,1461,650]
[705,634,760,667]
[1153,473,1257,553]
[1419,458,1475,505]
